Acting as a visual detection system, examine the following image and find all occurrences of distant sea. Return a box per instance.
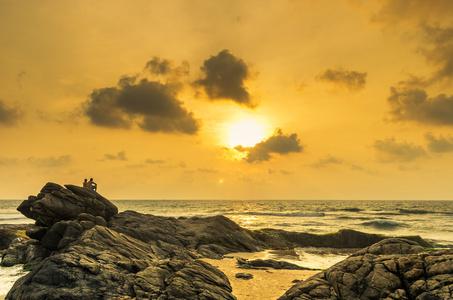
[1,199,453,294]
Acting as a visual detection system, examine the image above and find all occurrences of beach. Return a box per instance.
[203,252,319,300]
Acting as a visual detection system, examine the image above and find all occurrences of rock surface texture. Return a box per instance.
[4,182,452,300]
[17,182,118,227]
[278,238,453,300]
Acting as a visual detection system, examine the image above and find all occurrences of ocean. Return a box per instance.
[1,199,453,295]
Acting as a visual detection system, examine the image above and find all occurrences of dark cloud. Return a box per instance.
[424,133,453,153]
[387,87,453,125]
[195,49,255,108]
[373,137,426,163]
[27,155,72,167]
[310,155,343,168]
[105,151,127,161]
[83,58,200,135]
[0,100,23,126]
[420,24,453,82]
[317,67,367,91]
[234,128,303,163]
[144,57,189,78]
[370,0,453,26]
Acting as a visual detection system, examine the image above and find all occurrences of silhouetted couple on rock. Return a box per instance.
[83,178,97,191]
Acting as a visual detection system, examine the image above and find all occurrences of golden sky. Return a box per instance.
[2,0,453,200]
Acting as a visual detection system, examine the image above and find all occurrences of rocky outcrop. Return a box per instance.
[1,238,48,267]
[253,228,432,249]
[236,257,311,270]
[17,182,118,227]
[0,224,39,250]
[108,210,264,259]
[7,226,236,300]
[4,182,447,300]
[278,238,453,300]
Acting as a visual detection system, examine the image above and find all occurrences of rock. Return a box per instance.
[40,220,84,251]
[278,238,453,300]
[108,210,265,259]
[0,224,41,250]
[235,273,254,280]
[6,226,236,300]
[17,182,118,227]
[1,238,47,267]
[237,258,311,270]
[253,228,432,249]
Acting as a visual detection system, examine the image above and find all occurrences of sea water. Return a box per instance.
[1,199,453,294]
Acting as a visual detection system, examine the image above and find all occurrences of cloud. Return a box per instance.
[419,24,453,83]
[104,151,127,161]
[0,100,23,126]
[310,155,343,168]
[195,49,255,108]
[27,155,72,167]
[387,87,453,125]
[367,2,453,85]
[424,133,453,153]
[234,128,303,163]
[144,57,189,78]
[197,167,218,173]
[317,67,367,91]
[0,157,19,166]
[83,58,200,135]
[373,137,426,163]
[370,0,453,26]
[145,159,165,164]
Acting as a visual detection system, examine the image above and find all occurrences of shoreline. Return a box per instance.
[202,252,319,300]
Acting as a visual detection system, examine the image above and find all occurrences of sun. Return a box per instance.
[228,120,266,147]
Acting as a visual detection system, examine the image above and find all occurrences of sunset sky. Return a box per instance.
[2,0,453,200]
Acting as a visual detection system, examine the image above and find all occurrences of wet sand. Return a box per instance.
[203,252,319,300]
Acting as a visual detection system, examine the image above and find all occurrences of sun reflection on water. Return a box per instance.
[228,215,260,229]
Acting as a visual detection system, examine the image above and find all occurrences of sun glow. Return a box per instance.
[228,120,266,147]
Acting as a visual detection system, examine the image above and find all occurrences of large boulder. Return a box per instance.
[108,210,265,259]
[17,182,118,227]
[6,226,236,300]
[278,238,453,300]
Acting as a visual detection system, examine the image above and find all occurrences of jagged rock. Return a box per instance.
[0,224,40,250]
[236,257,311,270]
[108,210,265,259]
[278,238,453,300]
[1,238,47,267]
[6,226,236,300]
[235,273,254,280]
[17,182,118,227]
[253,228,432,249]
[40,220,84,251]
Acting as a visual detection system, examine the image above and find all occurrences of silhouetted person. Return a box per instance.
[88,178,97,192]
[83,178,90,189]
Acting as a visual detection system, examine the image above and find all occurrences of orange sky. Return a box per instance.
[2,0,453,200]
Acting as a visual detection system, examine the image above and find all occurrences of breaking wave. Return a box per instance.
[361,220,409,230]
[225,211,325,217]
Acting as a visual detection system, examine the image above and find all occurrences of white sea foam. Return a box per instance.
[0,265,28,295]
[294,248,353,270]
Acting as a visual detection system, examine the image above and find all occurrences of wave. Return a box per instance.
[340,208,363,212]
[0,216,28,221]
[398,209,435,215]
[361,220,409,230]
[224,211,325,217]
[337,216,372,220]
